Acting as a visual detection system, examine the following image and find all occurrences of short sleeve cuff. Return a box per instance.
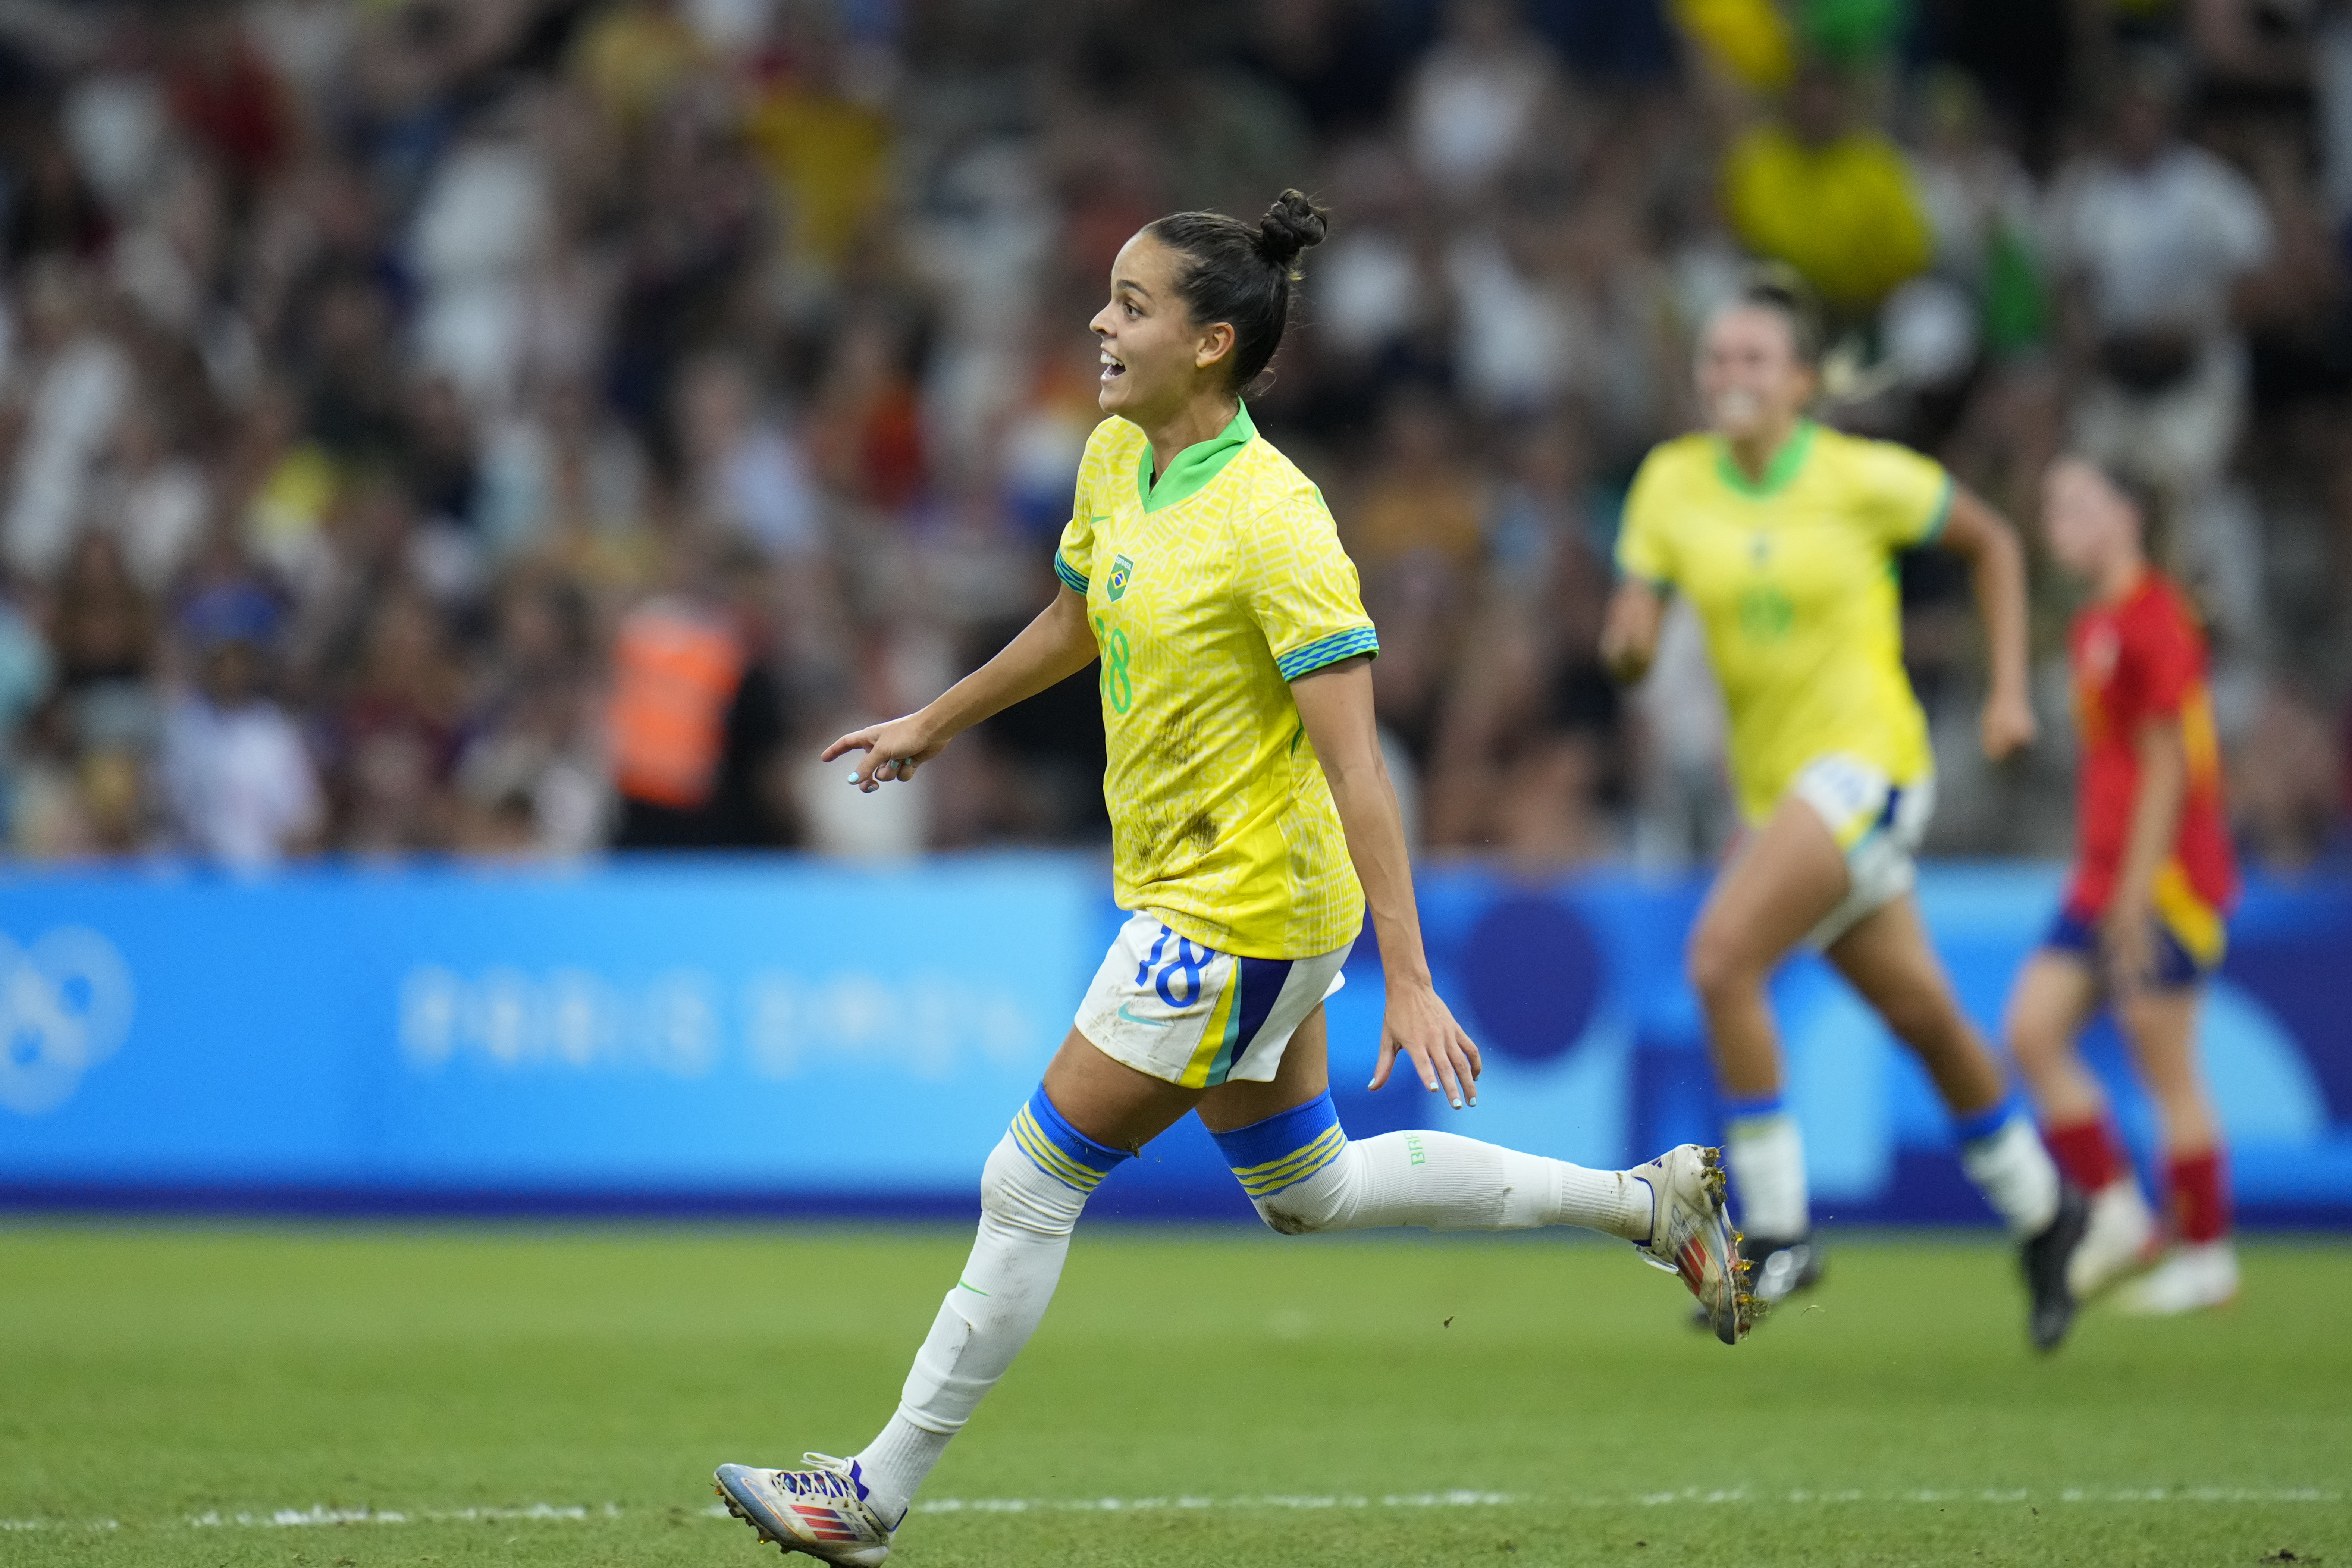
[1916,476,1956,545]
[1277,624,1380,681]
[1054,552,1089,595]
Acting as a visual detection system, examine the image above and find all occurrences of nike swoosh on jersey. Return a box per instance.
[1117,1002,1202,1028]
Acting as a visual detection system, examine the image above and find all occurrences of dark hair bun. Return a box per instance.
[1147,192,1327,390]
[1255,189,1330,269]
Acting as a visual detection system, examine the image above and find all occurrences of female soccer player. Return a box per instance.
[711,192,1752,1567]
[1598,271,2089,1349]
[2005,457,2239,1314]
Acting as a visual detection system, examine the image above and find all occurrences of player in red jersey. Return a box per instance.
[2004,457,2240,1315]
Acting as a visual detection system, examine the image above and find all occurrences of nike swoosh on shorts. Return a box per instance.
[1117,1003,1203,1028]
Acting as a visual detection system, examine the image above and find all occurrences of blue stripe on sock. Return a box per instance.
[1723,1092,1786,1122]
[1023,1085,1132,1180]
[1211,1090,1342,1182]
[1954,1095,2020,1147]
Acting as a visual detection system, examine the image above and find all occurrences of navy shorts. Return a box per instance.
[2042,909,2212,991]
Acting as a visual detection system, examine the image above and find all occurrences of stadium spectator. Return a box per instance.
[2045,51,2273,627]
[2233,683,2350,875]
[85,395,210,596]
[1404,0,1562,197]
[3,263,134,581]
[1723,62,1934,320]
[674,354,821,561]
[454,567,608,857]
[159,583,320,868]
[328,586,466,854]
[606,539,797,850]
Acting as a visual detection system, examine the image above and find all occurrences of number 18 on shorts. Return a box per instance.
[1076,912,1349,1089]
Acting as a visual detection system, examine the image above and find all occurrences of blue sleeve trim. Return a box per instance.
[1054,552,1089,595]
[1917,476,1955,546]
[1277,624,1380,681]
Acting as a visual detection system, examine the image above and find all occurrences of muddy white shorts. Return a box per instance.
[1075,911,1350,1089]
[1790,753,1936,951]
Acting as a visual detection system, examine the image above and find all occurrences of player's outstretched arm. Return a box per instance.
[1939,486,2038,760]
[1599,579,1665,684]
[1291,655,1483,1110]
[823,586,1097,792]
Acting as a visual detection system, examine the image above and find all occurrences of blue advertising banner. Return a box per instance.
[2,857,2347,1226]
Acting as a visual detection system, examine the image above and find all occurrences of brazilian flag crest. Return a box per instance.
[1106,553,1135,601]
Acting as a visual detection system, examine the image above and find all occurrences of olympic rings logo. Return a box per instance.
[0,928,135,1117]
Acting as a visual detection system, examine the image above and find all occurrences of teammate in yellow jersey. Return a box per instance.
[710,192,1755,1568]
[1601,270,2091,1351]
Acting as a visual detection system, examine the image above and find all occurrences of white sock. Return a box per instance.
[1252,1130,1653,1240]
[853,1415,949,1526]
[854,1128,1095,1525]
[1960,1115,2061,1237]
[1725,1111,1810,1239]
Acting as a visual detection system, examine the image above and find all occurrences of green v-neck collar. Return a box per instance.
[1713,419,1816,499]
[1137,401,1256,512]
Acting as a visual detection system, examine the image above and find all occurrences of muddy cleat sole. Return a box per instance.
[1691,1233,1823,1331]
[1633,1143,1759,1344]
[715,1457,894,1566]
[2021,1182,2091,1352]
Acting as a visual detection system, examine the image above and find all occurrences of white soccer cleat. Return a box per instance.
[1631,1143,1757,1344]
[2068,1178,2161,1300]
[2114,1240,2239,1316]
[714,1456,895,1566]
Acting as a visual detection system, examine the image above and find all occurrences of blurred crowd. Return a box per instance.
[1,0,2349,874]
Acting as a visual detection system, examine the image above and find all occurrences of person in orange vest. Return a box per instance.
[607,540,797,849]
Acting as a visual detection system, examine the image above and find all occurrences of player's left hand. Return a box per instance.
[1980,687,2038,761]
[1369,978,1482,1109]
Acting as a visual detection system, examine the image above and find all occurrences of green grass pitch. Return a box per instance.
[3,1224,2346,1567]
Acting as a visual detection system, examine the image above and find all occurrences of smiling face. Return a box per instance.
[2041,457,2139,580]
[1090,231,1236,423]
[1696,304,1815,446]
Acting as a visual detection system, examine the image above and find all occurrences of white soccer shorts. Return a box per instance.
[1075,911,1349,1088]
[1790,753,1936,951]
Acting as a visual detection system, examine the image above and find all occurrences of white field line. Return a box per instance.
[0,1486,2339,1533]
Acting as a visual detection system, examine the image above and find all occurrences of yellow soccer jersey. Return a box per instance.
[1617,420,1950,824]
[1054,404,1377,959]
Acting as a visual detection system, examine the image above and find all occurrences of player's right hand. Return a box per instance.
[1980,687,2038,760]
[822,713,948,793]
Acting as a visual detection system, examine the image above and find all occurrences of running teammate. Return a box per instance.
[2005,457,2240,1314]
[712,192,1753,1567]
[1599,270,2090,1349]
